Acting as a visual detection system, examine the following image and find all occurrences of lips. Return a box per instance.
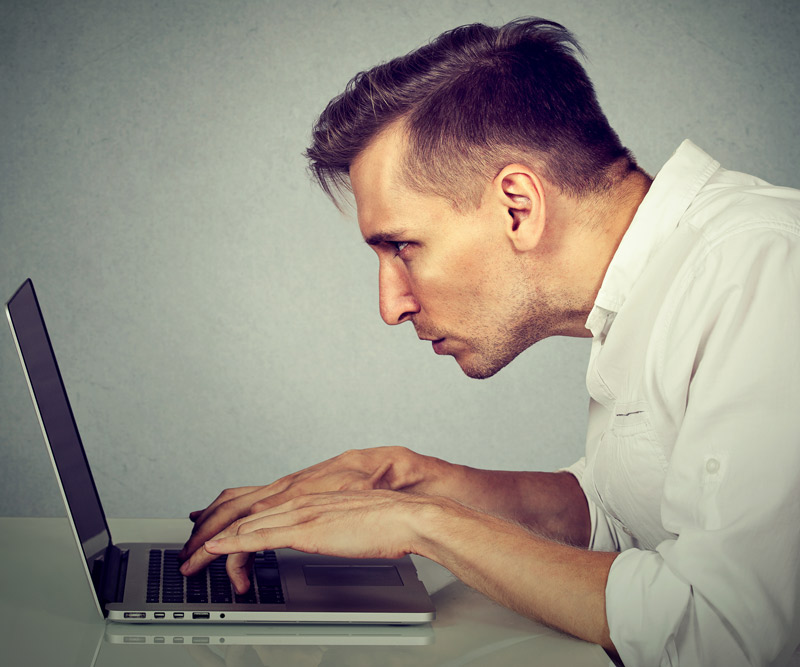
[416,329,447,354]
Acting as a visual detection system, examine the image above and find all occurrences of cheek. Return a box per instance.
[410,245,496,311]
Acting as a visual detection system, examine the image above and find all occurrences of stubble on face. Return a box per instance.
[414,253,569,380]
[452,297,561,379]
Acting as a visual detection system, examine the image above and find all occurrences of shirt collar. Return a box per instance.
[585,140,720,338]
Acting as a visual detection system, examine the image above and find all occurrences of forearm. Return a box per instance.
[395,448,590,547]
[198,480,613,650]
[411,497,616,651]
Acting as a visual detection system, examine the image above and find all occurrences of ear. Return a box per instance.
[493,165,546,252]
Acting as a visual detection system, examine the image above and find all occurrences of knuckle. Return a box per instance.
[339,448,361,462]
[288,494,312,509]
[217,497,246,521]
[348,478,371,491]
[228,517,246,535]
[239,521,257,536]
[250,499,271,514]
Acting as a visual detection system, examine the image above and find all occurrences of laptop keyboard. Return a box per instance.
[147,549,285,605]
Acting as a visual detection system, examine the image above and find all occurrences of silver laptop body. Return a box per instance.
[6,279,435,625]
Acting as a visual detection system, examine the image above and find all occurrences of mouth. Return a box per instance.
[417,331,447,354]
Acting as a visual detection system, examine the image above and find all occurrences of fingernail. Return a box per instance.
[205,540,219,550]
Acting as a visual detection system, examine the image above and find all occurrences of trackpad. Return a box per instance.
[303,565,403,587]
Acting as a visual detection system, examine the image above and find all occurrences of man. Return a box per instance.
[179,18,800,666]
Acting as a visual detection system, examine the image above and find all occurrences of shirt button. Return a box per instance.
[705,458,720,474]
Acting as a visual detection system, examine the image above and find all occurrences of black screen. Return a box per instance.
[6,280,110,564]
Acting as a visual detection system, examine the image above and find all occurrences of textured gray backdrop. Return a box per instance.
[2,0,799,518]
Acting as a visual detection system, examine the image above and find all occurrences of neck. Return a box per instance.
[541,167,652,337]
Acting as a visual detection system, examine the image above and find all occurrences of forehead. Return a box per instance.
[350,124,465,248]
[349,124,410,233]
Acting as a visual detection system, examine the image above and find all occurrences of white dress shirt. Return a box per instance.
[566,140,800,666]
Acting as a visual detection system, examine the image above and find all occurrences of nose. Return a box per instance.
[378,259,420,325]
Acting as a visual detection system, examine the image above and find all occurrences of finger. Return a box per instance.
[189,486,263,532]
[205,528,285,556]
[181,514,248,576]
[246,486,301,515]
[181,502,291,576]
[180,539,223,576]
[204,504,320,556]
[180,487,268,560]
[225,551,255,595]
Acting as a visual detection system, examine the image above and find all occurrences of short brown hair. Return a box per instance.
[306,17,634,209]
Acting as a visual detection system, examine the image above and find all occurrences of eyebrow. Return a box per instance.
[364,229,409,247]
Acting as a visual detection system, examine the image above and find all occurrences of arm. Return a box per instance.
[200,489,617,651]
[422,464,591,547]
[180,446,590,569]
[415,496,614,648]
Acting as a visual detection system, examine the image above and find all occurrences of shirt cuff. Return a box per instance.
[605,547,690,666]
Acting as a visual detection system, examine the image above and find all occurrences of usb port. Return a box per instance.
[192,612,210,619]
[123,612,146,619]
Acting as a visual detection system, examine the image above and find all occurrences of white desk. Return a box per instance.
[0,517,609,666]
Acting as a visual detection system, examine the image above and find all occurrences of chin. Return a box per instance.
[455,345,529,380]
[462,367,501,380]
[455,356,506,380]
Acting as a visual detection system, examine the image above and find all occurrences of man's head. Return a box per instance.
[306,17,634,211]
[350,122,584,379]
[305,18,643,378]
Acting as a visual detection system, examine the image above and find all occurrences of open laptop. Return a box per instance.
[5,279,435,625]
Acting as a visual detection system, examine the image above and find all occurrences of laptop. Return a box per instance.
[5,279,435,625]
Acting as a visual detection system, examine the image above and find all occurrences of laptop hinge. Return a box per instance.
[97,544,128,605]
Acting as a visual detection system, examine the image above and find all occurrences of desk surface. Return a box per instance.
[0,517,608,666]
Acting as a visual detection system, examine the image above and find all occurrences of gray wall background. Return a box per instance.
[2,0,798,518]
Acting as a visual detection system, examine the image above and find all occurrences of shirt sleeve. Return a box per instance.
[606,228,800,666]
[562,457,637,553]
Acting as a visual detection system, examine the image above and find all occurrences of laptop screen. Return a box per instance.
[5,280,111,563]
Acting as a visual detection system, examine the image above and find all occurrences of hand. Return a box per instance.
[179,447,425,577]
[199,489,434,593]
[208,489,427,557]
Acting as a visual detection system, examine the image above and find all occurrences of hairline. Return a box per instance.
[345,116,543,214]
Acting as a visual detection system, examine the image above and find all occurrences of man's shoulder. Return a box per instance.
[634,169,800,349]
[683,167,800,246]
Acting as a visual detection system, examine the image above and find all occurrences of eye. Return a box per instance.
[390,241,410,256]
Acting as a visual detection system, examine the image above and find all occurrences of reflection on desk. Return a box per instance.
[104,622,435,646]
[0,517,608,667]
